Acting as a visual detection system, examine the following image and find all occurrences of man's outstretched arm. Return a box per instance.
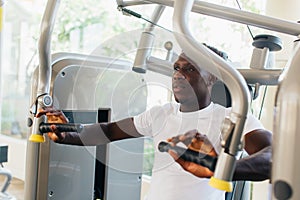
[36,107,142,146]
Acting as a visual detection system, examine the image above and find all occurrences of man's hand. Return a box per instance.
[167,129,217,178]
[36,107,69,142]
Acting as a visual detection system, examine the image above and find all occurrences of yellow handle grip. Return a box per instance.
[29,134,45,143]
[209,176,233,192]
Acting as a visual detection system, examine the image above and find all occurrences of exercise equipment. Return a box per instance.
[25,0,300,199]
[0,144,16,200]
[26,52,147,200]
[39,123,83,133]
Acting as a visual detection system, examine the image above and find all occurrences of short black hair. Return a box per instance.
[202,43,228,61]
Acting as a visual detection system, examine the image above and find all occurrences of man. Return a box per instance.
[37,45,272,200]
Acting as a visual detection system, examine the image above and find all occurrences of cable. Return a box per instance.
[119,7,173,33]
[234,0,254,40]
[258,86,268,120]
[234,0,268,120]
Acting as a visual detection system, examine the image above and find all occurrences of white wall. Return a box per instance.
[265,0,300,63]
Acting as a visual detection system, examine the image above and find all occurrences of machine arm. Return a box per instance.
[29,0,60,143]
[25,1,61,200]
[172,0,249,192]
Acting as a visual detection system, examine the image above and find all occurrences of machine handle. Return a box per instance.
[158,141,217,172]
[39,122,83,133]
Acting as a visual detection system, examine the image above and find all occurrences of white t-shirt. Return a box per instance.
[133,102,264,200]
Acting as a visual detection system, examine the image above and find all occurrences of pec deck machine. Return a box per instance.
[25,0,300,199]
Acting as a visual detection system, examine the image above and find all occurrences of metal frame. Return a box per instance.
[26,52,145,200]
[117,0,300,36]
[118,1,300,198]
[26,0,300,199]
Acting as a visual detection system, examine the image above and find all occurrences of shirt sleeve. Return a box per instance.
[133,105,167,136]
[243,113,265,134]
[133,105,164,137]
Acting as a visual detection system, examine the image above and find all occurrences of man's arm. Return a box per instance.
[168,145,271,181]
[167,129,272,181]
[244,129,272,155]
[37,108,143,145]
[232,128,272,181]
[55,118,143,146]
[233,145,271,181]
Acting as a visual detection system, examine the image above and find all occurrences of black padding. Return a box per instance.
[211,81,255,108]
[211,81,231,108]
[252,34,282,52]
[274,180,293,200]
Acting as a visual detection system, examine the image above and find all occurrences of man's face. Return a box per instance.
[172,55,211,105]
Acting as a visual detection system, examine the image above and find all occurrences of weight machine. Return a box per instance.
[25,0,300,199]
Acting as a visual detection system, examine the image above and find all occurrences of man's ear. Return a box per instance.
[207,75,218,87]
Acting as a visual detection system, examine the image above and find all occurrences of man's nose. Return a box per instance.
[173,70,185,80]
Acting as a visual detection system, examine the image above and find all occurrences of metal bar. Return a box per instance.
[37,0,60,95]
[132,5,166,73]
[118,0,300,36]
[172,0,249,189]
[272,41,300,200]
[25,0,61,199]
[147,56,282,85]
